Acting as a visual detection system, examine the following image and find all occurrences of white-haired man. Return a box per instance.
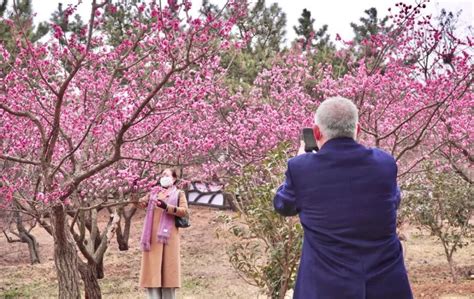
[274,97,412,298]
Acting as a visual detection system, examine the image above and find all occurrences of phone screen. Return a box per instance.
[302,128,319,152]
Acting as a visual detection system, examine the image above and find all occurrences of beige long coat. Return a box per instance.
[138,190,189,288]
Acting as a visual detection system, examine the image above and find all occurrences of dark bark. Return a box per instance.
[79,260,102,299]
[446,254,458,283]
[115,206,137,251]
[51,205,81,299]
[14,210,41,264]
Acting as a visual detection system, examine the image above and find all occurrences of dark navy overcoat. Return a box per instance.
[274,137,412,299]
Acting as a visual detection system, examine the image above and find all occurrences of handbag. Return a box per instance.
[175,193,190,228]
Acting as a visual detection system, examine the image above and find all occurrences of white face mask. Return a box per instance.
[160,176,174,187]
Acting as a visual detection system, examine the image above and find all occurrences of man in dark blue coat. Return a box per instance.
[274,97,412,299]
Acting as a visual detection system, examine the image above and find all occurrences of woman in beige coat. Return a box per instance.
[138,168,189,299]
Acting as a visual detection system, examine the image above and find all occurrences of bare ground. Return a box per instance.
[0,206,472,298]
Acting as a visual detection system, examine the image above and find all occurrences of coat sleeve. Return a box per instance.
[273,161,299,216]
[165,190,189,218]
[393,158,401,209]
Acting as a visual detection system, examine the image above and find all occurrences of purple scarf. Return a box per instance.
[141,187,179,251]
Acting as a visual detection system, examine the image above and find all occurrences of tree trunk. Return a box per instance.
[115,206,136,251]
[97,256,105,279]
[79,261,102,299]
[278,272,289,299]
[20,230,41,264]
[224,192,240,212]
[447,255,458,283]
[14,210,41,264]
[51,205,81,299]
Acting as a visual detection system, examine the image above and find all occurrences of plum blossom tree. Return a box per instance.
[0,0,472,297]
[204,2,472,182]
[0,0,244,297]
[211,3,472,293]
[316,1,473,179]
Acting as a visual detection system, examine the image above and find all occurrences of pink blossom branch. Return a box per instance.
[124,108,184,143]
[119,156,192,168]
[0,103,46,142]
[86,0,108,52]
[0,154,40,166]
[381,71,472,142]
[398,141,448,178]
[396,77,472,161]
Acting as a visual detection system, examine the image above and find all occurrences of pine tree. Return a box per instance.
[101,0,157,47]
[50,2,85,43]
[237,0,287,54]
[0,0,48,44]
[293,8,313,50]
[349,7,392,63]
[0,0,48,73]
[217,0,287,87]
[200,0,219,16]
[293,8,330,50]
[350,7,390,45]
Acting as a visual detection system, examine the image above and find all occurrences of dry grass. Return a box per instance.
[1,206,472,298]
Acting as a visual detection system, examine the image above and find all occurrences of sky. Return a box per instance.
[29,0,473,43]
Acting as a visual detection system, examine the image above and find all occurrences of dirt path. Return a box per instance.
[1,206,472,298]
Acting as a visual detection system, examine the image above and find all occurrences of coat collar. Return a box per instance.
[318,137,359,153]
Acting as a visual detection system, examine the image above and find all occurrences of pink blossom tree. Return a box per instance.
[0,0,244,297]
[316,1,473,179]
[204,2,472,181]
[210,3,472,295]
[1,0,472,297]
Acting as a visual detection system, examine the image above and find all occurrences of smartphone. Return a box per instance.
[302,128,319,152]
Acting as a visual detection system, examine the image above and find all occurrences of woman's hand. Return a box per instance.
[154,199,168,210]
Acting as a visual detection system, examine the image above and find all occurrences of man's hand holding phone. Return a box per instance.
[297,140,306,155]
[301,128,319,153]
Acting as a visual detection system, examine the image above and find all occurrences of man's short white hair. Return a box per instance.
[314,96,359,140]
